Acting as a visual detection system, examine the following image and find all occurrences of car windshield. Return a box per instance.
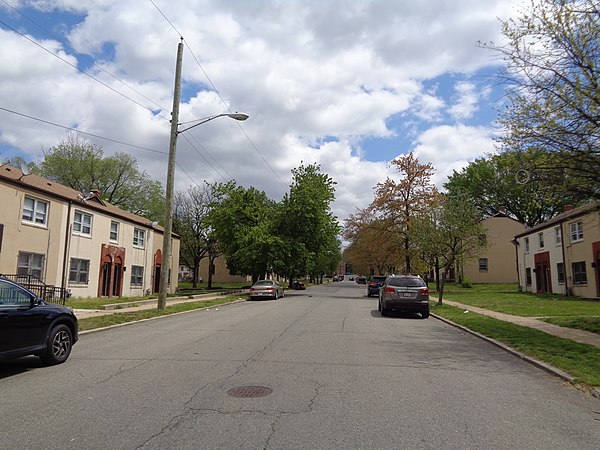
[388,278,426,288]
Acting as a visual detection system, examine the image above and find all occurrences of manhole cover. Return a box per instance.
[227,386,273,398]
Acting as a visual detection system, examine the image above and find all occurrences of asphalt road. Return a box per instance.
[2,281,599,449]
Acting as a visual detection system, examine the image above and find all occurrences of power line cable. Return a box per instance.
[0,18,171,122]
[147,2,288,187]
[0,0,171,117]
[0,106,167,155]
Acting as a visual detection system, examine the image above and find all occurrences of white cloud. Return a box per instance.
[0,0,526,223]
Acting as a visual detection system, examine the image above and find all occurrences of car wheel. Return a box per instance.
[274,291,279,300]
[41,324,73,365]
[377,298,381,312]
[381,303,388,317]
[421,311,430,319]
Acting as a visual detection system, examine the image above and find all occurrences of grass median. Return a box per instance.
[77,295,244,331]
[431,302,600,388]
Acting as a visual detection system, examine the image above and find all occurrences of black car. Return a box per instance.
[355,276,366,284]
[367,275,387,297]
[0,277,78,364]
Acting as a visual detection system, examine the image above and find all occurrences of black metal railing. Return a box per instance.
[0,274,70,305]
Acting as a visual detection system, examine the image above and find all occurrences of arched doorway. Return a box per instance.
[98,244,125,298]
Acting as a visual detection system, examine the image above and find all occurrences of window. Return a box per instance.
[538,232,544,249]
[570,221,583,242]
[73,211,92,236]
[525,268,532,286]
[524,237,530,252]
[17,252,45,279]
[0,279,33,306]
[69,258,90,284]
[555,227,562,245]
[571,261,587,285]
[557,263,565,284]
[133,228,145,248]
[130,265,144,287]
[22,196,48,226]
[479,258,488,272]
[110,221,119,242]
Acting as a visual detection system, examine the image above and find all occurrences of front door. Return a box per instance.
[534,251,552,294]
[593,242,600,298]
[100,261,111,297]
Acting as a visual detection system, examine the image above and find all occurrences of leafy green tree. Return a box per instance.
[276,164,339,283]
[206,181,282,283]
[444,149,581,226]
[490,0,600,199]
[38,133,165,221]
[411,194,486,304]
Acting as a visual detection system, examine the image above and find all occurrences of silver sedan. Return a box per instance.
[249,280,285,300]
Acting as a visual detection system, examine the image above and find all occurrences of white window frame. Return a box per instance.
[22,196,48,226]
[555,227,562,245]
[133,228,146,248]
[538,232,544,249]
[524,237,530,253]
[17,252,45,279]
[479,258,488,272]
[130,265,144,287]
[69,258,90,285]
[569,221,583,243]
[110,221,120,242]
[73,210,93,236]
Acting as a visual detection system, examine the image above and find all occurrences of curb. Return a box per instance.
[431,312,578,384]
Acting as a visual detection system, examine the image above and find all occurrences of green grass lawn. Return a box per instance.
[431,302,600,387]
[77,295,243,331]
[66,282,249,309]
[439,283,600,318]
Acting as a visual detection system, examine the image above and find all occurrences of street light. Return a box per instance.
[157,39,249,309]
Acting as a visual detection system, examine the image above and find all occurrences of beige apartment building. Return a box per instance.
[514,202,600,299]
[0,163,180,299]
[462,212,526,283]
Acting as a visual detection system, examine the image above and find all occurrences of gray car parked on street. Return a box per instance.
[378,275,430,318]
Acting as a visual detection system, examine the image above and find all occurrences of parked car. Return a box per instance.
[355,276,366,284]
[378,274,430,318]
[0,277,78,364]
[290,280,306,290]
[249,280,285,300]
[333,275,339,282]
[367,275,387,297]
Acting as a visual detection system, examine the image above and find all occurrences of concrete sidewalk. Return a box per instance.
[443,300,600,349]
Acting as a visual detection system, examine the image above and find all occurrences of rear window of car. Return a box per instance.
[387,277,426,288]
[369,276,386,283]
[254,281,274,286]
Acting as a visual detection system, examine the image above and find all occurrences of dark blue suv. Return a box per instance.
[367,275,387,297]
[0,277,78,365]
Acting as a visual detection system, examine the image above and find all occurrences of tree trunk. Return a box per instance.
[192,261,200,288]
[207,257,215,288]
[438,270,447,305]
[435,257,440,292]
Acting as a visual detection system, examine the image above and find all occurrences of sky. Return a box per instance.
[0,0,527,223]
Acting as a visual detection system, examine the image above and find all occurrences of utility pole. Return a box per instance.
[158,38,184,310]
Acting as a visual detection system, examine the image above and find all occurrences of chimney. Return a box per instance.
[564,204,574,212]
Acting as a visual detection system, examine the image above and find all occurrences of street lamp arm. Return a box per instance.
[178,112,249,134]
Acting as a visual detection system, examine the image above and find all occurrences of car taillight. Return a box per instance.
[385,287,395,293]
[369,282,376,286]
[419,288,429,295]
